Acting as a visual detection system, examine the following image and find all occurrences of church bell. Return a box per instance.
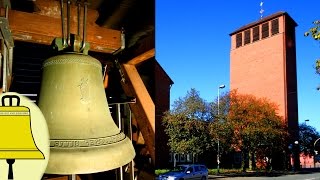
[37,53,135,174]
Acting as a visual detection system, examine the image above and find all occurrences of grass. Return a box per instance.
[208,168,242,174]
[156,168,320,178]
[155,169,171,176]
[155,168,243,176]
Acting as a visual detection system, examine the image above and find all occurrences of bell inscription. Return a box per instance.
[50,132,126,148]
[78,77,90,104]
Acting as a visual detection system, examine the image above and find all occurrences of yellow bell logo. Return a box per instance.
[0,95,45,159]
[0,93,49,180]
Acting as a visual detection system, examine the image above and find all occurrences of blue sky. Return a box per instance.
[155,1,320,131]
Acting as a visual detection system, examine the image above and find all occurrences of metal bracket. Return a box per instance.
[0,17,14,48]
[53,0,90,54]
[112,29,126,84]
[52,36,90,55]
[114,59,126,84]
[0,6,14,92]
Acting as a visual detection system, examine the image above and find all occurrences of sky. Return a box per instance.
[155,1,320,131]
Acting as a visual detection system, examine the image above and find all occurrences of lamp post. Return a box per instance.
[304,119,309,125]
[292,140,299,171]
[288,141,299,171]
[314,138,320,168]
[217,84,225,173]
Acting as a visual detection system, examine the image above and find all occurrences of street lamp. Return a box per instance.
[305,119,309,125]
[217,84,225,173]
[290,140,299,171]
[294,141,299,171]
[217,85,225,117]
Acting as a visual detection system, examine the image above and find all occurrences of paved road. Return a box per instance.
[209,172,320,180]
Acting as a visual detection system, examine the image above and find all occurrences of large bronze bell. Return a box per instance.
[38,53,135,174]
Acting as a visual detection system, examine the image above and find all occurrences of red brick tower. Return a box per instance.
[230,12,299,147]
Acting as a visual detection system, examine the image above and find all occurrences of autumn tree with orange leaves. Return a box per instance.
[226,90,288,171]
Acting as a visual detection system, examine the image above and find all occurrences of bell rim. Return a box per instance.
[49,132,127,149]
[44,137,135,174]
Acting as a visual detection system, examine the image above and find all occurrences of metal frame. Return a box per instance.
[0,5,14,93]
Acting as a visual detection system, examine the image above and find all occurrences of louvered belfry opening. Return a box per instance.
[9,41,53,103]
[253,26,260,42]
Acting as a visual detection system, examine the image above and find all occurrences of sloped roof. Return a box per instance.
[154,59,174,85]
[229,11,298,36]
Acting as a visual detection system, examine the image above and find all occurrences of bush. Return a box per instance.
[155,169,170,175]
[208,168,242,175]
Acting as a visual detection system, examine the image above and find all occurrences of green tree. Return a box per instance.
[209,91,230,122]
[162,88,212,156]
[304,20,320,41]
[209,92,233,155]
[304,20,320,77]
[171,88,210,120]
[299,123,320,156]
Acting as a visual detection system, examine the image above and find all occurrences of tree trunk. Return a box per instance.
[241,150,247,172]
[267,157,272,171]
[250,151,256,170]
[249,152,252,170]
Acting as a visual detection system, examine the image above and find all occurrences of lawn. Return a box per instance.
[155,168,243,176]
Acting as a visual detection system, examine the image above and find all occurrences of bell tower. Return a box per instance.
[229,12,299,142]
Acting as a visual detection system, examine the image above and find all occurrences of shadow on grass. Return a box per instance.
[208,168,320,179]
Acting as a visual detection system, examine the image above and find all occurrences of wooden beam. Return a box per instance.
[126,48,155,65]
[5,9,121,53]
[43,175,82,180]
[121,64,155,166]
[122,30,155,63]
[33,0,100,27]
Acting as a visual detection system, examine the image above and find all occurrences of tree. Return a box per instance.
[162,88,212,157]
[304,20,320,41]
[304,20,320,77]
[209,91,230,122]
[299,123,320,156]
[227,90,288,171]
[164,89,289,170]
[171,88,210,120]
[209,92,233,154]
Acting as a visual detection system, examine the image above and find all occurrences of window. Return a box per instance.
[200,166,207,171]
[186,167,193,173]
[180,154,186,162]
[271,18,279,35]
[186,153,192,162]
[262,22,269,39]
[174,153,179,162]
[253,26,260,42]
[169,153,173,162]
[244,29,251,45]
[194,166,200,172]
[236,33,242,48]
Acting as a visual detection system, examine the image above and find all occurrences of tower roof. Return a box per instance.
[229,11,298,36]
